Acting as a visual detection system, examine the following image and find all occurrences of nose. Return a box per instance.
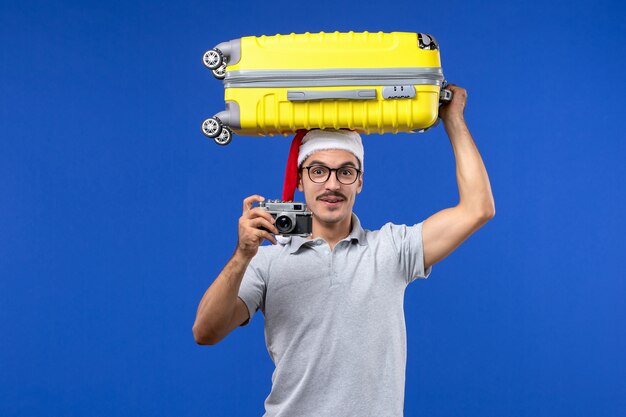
[324,172,341,191]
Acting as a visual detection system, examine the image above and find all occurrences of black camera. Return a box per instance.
[259,200,312,237]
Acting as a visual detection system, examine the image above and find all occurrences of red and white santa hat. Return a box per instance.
[282,129,364,201]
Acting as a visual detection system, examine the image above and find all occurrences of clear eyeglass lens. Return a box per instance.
[337,168,356,183]
[309,166,329,181]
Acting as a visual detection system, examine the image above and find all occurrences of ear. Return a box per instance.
[297,173,303,192]
[356,173,363,194]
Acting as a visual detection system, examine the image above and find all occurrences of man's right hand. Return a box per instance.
[236,195,278,260]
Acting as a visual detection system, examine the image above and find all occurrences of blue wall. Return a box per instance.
[1,0,625,416]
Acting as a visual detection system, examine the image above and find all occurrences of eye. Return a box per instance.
[340,168,354,177]
[311,166,327,175]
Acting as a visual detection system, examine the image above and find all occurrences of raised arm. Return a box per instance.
[422,84,496,270]
[192,195,278,345]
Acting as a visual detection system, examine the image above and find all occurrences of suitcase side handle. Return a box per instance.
[439,88,453,102]
[287,89,377,101]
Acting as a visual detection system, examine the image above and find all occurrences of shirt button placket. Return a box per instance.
[322,243,332,286]
[329,244,337,287]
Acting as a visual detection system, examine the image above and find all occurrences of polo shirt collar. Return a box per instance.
[286,213,367,254]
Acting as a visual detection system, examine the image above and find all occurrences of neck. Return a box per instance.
[311,214,353,249]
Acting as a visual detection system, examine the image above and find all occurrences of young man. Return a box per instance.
[193,84,495,416]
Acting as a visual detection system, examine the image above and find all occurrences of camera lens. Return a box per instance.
[275,215,294,233]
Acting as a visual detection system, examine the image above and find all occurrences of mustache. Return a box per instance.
[317,191,347,200]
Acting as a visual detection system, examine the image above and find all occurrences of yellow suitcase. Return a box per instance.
[201,31,451,145]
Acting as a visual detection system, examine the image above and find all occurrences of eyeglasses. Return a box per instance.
[301,164,362,185]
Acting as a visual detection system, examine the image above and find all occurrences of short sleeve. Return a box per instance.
[384,222,433,284]
[237,251,268,326]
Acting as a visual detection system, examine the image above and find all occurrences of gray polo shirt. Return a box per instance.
[238,214,432,417]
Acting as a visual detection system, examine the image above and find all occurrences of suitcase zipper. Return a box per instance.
[224,67,444,88]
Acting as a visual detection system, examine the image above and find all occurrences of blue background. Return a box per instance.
[1,0,625,416]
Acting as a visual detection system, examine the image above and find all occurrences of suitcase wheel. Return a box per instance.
[212,63,227,80]
[211,56,228,80]
[214,126,233,146]
[417,33,439,51]
[202,117,223,138]
[203,48,224,70]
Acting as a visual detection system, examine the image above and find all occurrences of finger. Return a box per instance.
[247,207,276,224]
[447,84,466,96]
[254,228,277,245]
[248,217,279,235]
[455,88,468,101]
[243,195,265,214]
[445,85,467,103]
